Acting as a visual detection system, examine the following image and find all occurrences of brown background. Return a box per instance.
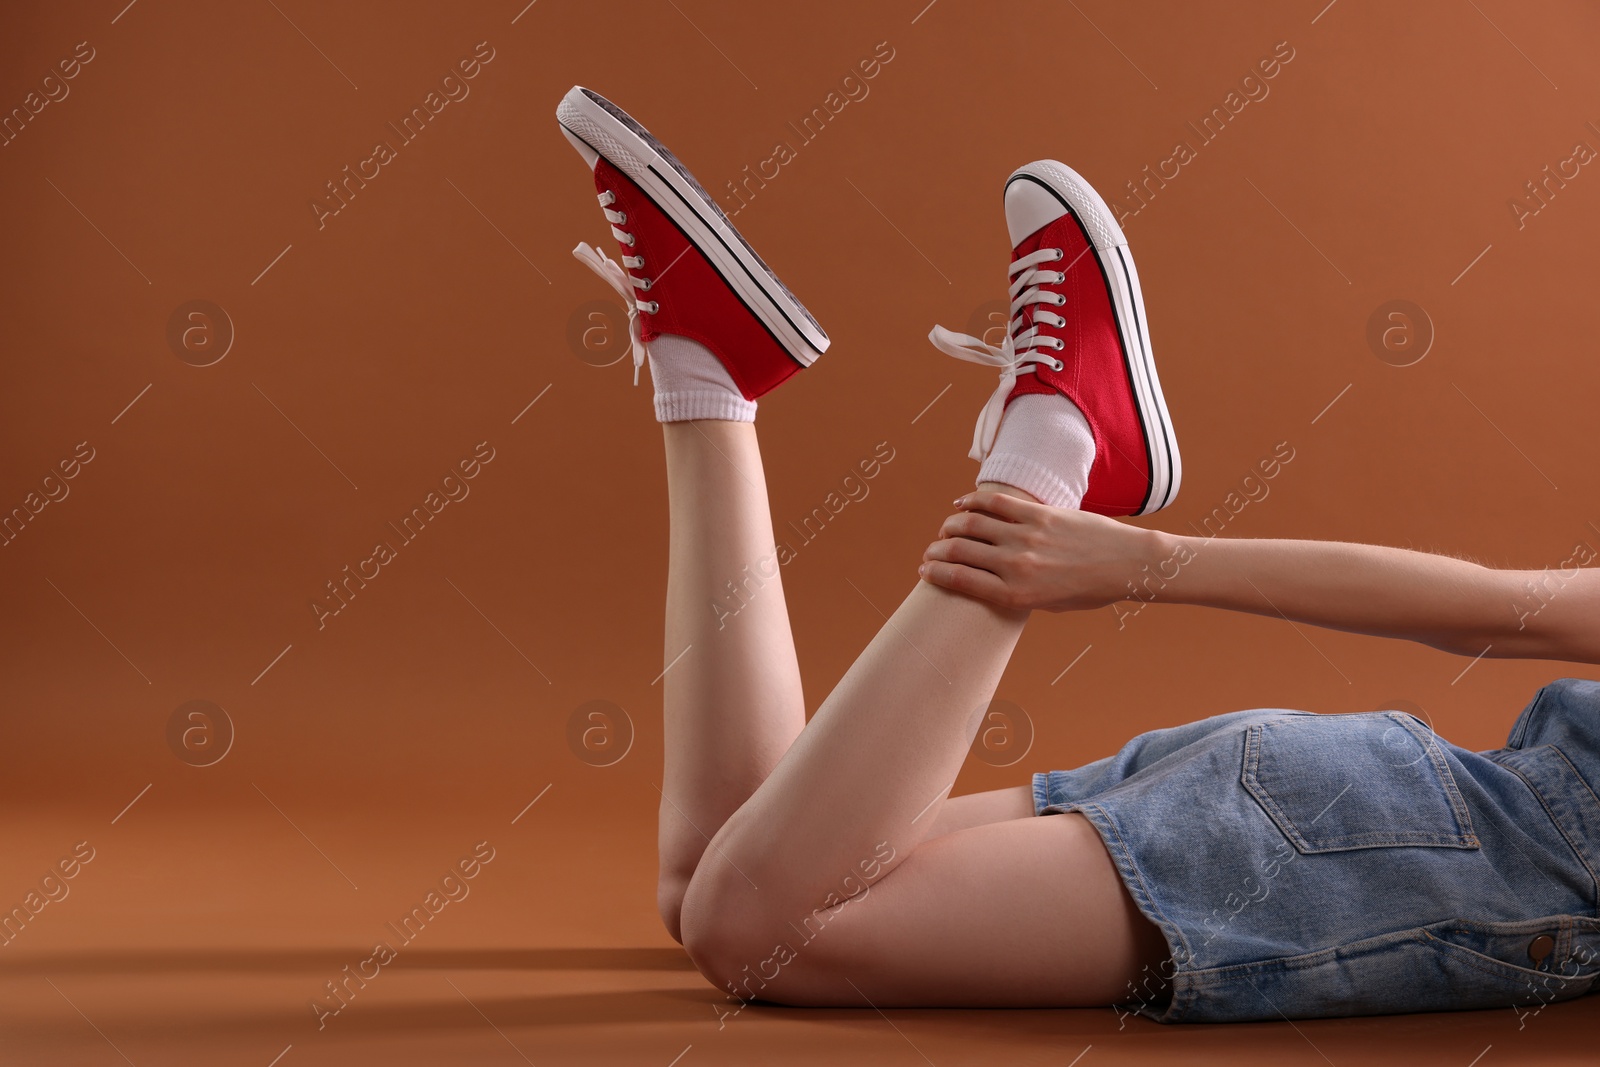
[2,0,1597,1063]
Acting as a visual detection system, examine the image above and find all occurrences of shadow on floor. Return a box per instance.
[7,944,1598,1064]
[3,946,696,975]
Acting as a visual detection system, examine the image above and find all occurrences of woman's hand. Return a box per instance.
[921,490,1600,665]
[919,490,1169,612]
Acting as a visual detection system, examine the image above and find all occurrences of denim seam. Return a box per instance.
[1030,771,1052,816]
[1548,918,1600,974]
[1544,746,1600,905]
[1070,801,1198,1023]
[1401,711,1481,847]
[1261,832,1477,851]
[1176,920,1600,995]
[1239,723,1291,844]
[1432,916,1600,979]
[1420,929,1599,993]
[1506,685,1550,750]
[1240,716,1479,853]
[1437,916,1600,936]
[1175,925,1430,989]
[1076,801,1194,965]
[1495,747,1600,913]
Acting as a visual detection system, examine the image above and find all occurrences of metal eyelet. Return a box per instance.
[638,278,652,291]
[624,233,636,247]
[1054,293,1066,306]
[1053,248,1065,260]
[615,211,626,224]
[641,300,660,314]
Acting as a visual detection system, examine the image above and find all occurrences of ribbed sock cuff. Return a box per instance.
[653,389,757,423]
[977,450,1082,509]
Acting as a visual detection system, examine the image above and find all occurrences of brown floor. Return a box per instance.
[3,802,1596,1066]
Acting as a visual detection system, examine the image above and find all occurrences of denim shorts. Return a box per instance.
[1032,678,1600,1023]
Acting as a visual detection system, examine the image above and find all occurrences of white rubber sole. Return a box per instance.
[556,86,830,364]
[1007,161,1181,515]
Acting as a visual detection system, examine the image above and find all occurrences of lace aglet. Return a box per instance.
[631,339,647,387]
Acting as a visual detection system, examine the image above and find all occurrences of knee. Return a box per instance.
[681,894,849,1007]
[657,873,688,945]
[678,866,785,1000]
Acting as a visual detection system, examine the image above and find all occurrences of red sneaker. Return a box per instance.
[557,86,829,397]
[930,161,1180,516]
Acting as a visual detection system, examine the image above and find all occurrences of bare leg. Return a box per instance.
[657,426,1034,942]
[705,812,1166,1008]
[926,785,1034,835]
[679,483,1168,1005]
[656,420,807,940]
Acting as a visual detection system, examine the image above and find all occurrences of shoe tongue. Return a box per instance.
[1004,178,1070,249]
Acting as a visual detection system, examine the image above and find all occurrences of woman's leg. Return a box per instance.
[558,87,1050,948]
[706,811,1167,1008]
[927,785,1035,835]
[656,419,807,940]
[656,423,1035,940]
[678,482,1170,1006]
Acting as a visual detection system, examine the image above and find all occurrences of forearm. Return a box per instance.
[1151,534,1598,662]
[923,492,1597,663]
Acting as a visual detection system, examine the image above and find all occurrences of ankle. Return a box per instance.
[974,393,1095,509]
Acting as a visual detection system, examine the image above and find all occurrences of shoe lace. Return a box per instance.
[928,246,1069,461]
[571,189,658,386]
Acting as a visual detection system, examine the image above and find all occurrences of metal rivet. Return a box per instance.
[1529,934,1556,964]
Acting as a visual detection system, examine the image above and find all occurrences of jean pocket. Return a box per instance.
[1191,915,1600,1022]
[1419,916,1600,1017]
[1242,712,1479,854]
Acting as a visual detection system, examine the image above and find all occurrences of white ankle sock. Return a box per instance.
[647,334,756,422]
[976,393,1096,509]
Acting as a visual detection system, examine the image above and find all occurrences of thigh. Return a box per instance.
[926,784,1034,837]
[739,812,1170,1008]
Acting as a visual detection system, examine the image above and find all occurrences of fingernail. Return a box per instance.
[953,496,966,507]
[917,563,927,577]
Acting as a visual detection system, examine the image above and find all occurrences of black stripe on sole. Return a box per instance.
[565,90,827,360]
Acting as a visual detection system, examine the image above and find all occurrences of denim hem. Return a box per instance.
[1030,771,1052,817]
[1062,800,1198,1024]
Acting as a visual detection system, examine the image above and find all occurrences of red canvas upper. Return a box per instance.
[1005,213,1153,517]
[592,158,802,401]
